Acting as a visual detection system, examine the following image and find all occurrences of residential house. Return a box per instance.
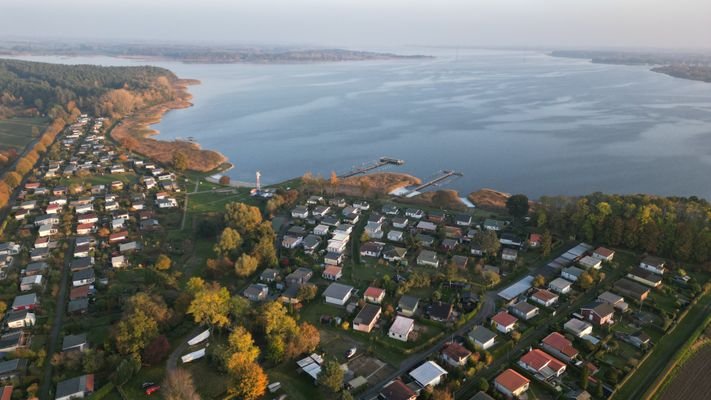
[324,252,344,266]
[381,204,399,215]
[387,230,404,242]
[25,262,49,276]
[416,221,437,233]
[378,379,416,400]
[244,284,269,302]
[530,289,559,307]
[260,268,278,283]
[417,250,439,268]
[281,235,303,250]
[285,268,313,287]
[518,349,566,379]
[510,301,539,321]
[111,256,127,269]
[383,246,407,262]
[597,291,629,311]
[549,277,573,294]
[581,302,615,326]
[364,287,386,304]
[20,275,42,292]
[562,266,584,282]
[441,342,472,367]
[69,286,91,301]
[592,247,615,261]
[398,295,419,317]
[70,257,93,272]
[614,279,651,302]
[62,333,88,352]
[11,293,38,311]
[307,195,324,205]
[108,231,128,243]
[353,304,381,333]
[542,332,579,362]
[494,369,530,398]
[119,241,141,253]
[640,256,666,275]
[360,241,384,258]
[415,233,435,247]
[483,219,505,231]
[72,269,95,287]
[389,316,415,342]
[0,331,27,353]
[491,311,518,333]
[441,238,458,251]
[578,256,602,270]
[502,248,518,262]
[564,318,594,338]
[468,325,497,350]
[313,224,330,236]
[529,233,542,247]
[392,217,409,229]
[627,267,662,288]
[323,283,354,306]
[451,255,469,269]
[429,302,454,322]
[454,214,472,226]
[322,265,343,281]
[55,374,94,400]
[409,361,447,388]
[5,310,35,329]
[364,222,384,239]
[68,298,89,315]
[500,233,524,248]
[291,206,309,219]
[312,205,331,218]
[405,208,424,219]
[0,359,27,382]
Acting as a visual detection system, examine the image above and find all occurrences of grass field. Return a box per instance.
[612,291,711,400]
[0,116,48,149]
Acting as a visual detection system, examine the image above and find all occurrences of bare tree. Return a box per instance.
[162,368,200,400]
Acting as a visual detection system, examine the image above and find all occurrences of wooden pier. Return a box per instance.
[412,170,463,192]
[339,157,405,178]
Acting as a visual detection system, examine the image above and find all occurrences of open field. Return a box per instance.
[0,117,48,149]
[657,343,711,400]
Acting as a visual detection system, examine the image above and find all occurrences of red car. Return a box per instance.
[145,385,160,395]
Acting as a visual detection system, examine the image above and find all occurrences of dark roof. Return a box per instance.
[429,302,453,321]
[582,301,614,317]
[354,304,381,325]
[62,333,87,351]
[0,359,27,376]
[55,375,94,399]
[399,295,419,310]
[471,392,496,400]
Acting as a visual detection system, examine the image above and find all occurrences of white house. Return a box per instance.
[323,283,354,306]
[549,277,573,294]
[409,361,447,388]
[389,316,415,342]
[387,230,404,242]
[468,325,497,350]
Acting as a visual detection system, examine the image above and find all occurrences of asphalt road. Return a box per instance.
[39,238,74,400]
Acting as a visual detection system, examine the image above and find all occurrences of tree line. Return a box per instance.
[536,193,711,265]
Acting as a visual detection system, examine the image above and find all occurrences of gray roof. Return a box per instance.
[72,268,95,281]
[12,293,38,308]
[471,391,496,400]
[68,298,89,313]
[323,283,354,300]
[417,249,438,263]
[354,304,381,325]
[398,295,419,310]
[26,262,49,273]
[62,333,88,351]
[0,358,27,375]
[55,374,93,399]
[468,325,497,343]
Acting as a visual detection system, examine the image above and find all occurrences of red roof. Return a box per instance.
[594,247,614,258]
[364,286,385,299]
[492,311,518,327]
[532,289,558,302]
[109,231,128,241]
[495,369,529,392]
[380,379,416,400]
[529,233,542,243]
[441,342,471,361]
[520,349,565,372]
[85,374,95,392]
[542,332,579,358]
[323,266,342,277]
[70,285,91,300]
[1,386,13,400]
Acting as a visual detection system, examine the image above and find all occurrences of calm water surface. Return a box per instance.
[13,50,711,199]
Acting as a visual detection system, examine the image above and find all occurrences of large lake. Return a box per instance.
[11,50,711,199]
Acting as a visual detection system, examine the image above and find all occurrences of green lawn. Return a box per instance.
[0,116,48,149]
[59,172,139,187]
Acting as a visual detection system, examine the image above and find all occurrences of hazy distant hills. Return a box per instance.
[0,41,433,64]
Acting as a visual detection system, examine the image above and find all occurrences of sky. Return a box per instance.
[2,0,710,50]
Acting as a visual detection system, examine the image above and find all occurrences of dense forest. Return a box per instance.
[0,58,178,118]
[536,193,711,265]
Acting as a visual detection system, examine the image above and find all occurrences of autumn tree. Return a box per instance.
[214,227,242,256]
[226,356,268,400]
[154,254,172,271]
[3,171,21,189]
[219,175,230,185]
[285,322,320,359]
[297,284,318,302]
[228,326,260,362]
[506,194,530,220]
[115,310,158,355]
[234,253,259,278]
[172,151,188,171]
[579,271,594,289]
[142,335,170,365]
[532,274,546,288]
[224,202,263,234]
[474,230,500,255]
[329,171,339,187]
[432,388,454,400]
[253,236,277,267]
[317,358,344,393]
[187,284,231,328]
[162,368,200,400]
[125,293,172,327]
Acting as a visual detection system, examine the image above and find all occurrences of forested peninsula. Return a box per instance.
[0,58,225,171]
